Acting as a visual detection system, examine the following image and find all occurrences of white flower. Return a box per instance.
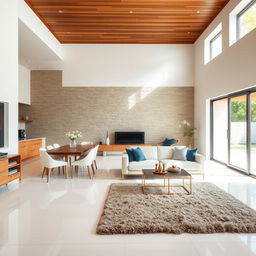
[187,122,191,126]
[178,124,182,128]
[182,120,187,124]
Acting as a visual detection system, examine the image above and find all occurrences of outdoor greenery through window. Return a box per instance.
[231,98,256,122]
[211,90,256,176]
[238,0,256,39]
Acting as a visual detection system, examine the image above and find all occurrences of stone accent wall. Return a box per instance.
[26,71,194,146]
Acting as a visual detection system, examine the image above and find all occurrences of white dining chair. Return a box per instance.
[53,144,60,148]
[92,144,99,171]
[40,148,68,182]
[71,148,95,179]
[46,145,54,150]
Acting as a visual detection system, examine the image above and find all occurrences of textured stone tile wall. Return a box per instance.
[26,71,194,146]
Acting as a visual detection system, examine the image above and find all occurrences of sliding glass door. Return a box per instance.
[229,95,248,171]
[251,92,256,175]
[212,99,228,163]
[211,88,256,176]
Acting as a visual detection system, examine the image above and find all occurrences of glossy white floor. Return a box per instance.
[0,155,256,256]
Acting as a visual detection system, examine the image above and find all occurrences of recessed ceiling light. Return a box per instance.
[196,10,201,14]
[187,32,191,34]
[58,10,63,13]
[129,10,133,14]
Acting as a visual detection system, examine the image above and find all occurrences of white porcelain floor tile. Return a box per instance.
[0,156,256,256]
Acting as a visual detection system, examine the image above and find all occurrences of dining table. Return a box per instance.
[47,144,94,178]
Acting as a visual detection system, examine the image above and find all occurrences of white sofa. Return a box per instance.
[122,146,205,178]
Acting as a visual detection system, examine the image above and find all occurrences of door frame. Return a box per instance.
[210,87,256,176]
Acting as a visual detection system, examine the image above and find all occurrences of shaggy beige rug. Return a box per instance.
[96,182,256,234]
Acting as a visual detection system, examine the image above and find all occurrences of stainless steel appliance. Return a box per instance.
[18,129,26,139]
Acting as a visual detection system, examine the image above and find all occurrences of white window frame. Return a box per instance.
[204,23,222,64]
[209,31,222,61]
[237,0,256,40]
[230,0,256,46]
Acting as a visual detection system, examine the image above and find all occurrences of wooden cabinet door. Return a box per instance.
[19,142,28,161]
[0,158,8,185]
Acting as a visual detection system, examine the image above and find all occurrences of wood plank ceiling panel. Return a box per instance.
[24,0,230,44]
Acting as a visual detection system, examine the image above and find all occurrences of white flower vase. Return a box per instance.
[106,137,110,145]
[70,139,77,148]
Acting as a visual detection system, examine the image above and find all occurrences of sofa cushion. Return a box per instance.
[173,146,188,160]
[186,148,198,161]
[133,147,146,161]
[126,148,136,162]
[163,138,177,146]
[160,160,201,171]
[157,146,174,160]
[131,146,158,160]
[129,160,158,171]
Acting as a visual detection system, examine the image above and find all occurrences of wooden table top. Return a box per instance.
[47,144,93,155]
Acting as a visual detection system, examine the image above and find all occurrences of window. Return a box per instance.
[209,32,222,60]
[204,23,222,64]
[230,0,256,45]
[237,0,256,39]
[210,87,256,176]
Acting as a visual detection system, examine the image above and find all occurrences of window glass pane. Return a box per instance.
[230,95,247,170]
[239,1,256,39]
[251,92,256,175]
[213,99,228,163]
[210,34,222,60]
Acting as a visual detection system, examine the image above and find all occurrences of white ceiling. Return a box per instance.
[18,19,61,69]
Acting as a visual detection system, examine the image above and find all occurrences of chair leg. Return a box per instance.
[42,167,46,179]
[65,166,68,179]
[94,160,98,170]
[91,164,95,175]
[47,168,52,183]
[71,166,74,178]
[87,166,92,179]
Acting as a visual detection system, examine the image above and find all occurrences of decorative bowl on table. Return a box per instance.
[167,165,181,172]
[153,171,167,175]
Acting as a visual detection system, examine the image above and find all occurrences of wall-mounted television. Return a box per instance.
[0,103,5,147]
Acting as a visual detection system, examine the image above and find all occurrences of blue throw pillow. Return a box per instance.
[163,138,177,146]
[126,148,136,162]
[186,148,198,161]
[132,147,146,162]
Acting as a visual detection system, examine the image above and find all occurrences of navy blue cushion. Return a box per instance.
[132,147,146,161]
[163,138,177,146]
[186,148,198,161]
[126,148,136,162]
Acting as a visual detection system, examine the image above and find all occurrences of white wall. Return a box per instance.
[18,0,62,59]
[62,44,194,87]
[0,0,19,153]
[19,64,31,105]
[194,0,256,157]
[31,44,194,87]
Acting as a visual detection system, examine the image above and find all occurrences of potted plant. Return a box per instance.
[66,130,82,148]
[179,120,196,147]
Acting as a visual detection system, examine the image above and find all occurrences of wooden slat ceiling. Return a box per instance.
[24,0,230,44]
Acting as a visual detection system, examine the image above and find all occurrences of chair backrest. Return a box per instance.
[53,144,60,148]
[76,148,95,166]
[40,148,56,168]
[46,145,54,150]
[81,141,93,146]
[93,144,99,160]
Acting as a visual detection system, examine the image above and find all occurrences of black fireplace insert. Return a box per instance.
[115,131,145,144]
